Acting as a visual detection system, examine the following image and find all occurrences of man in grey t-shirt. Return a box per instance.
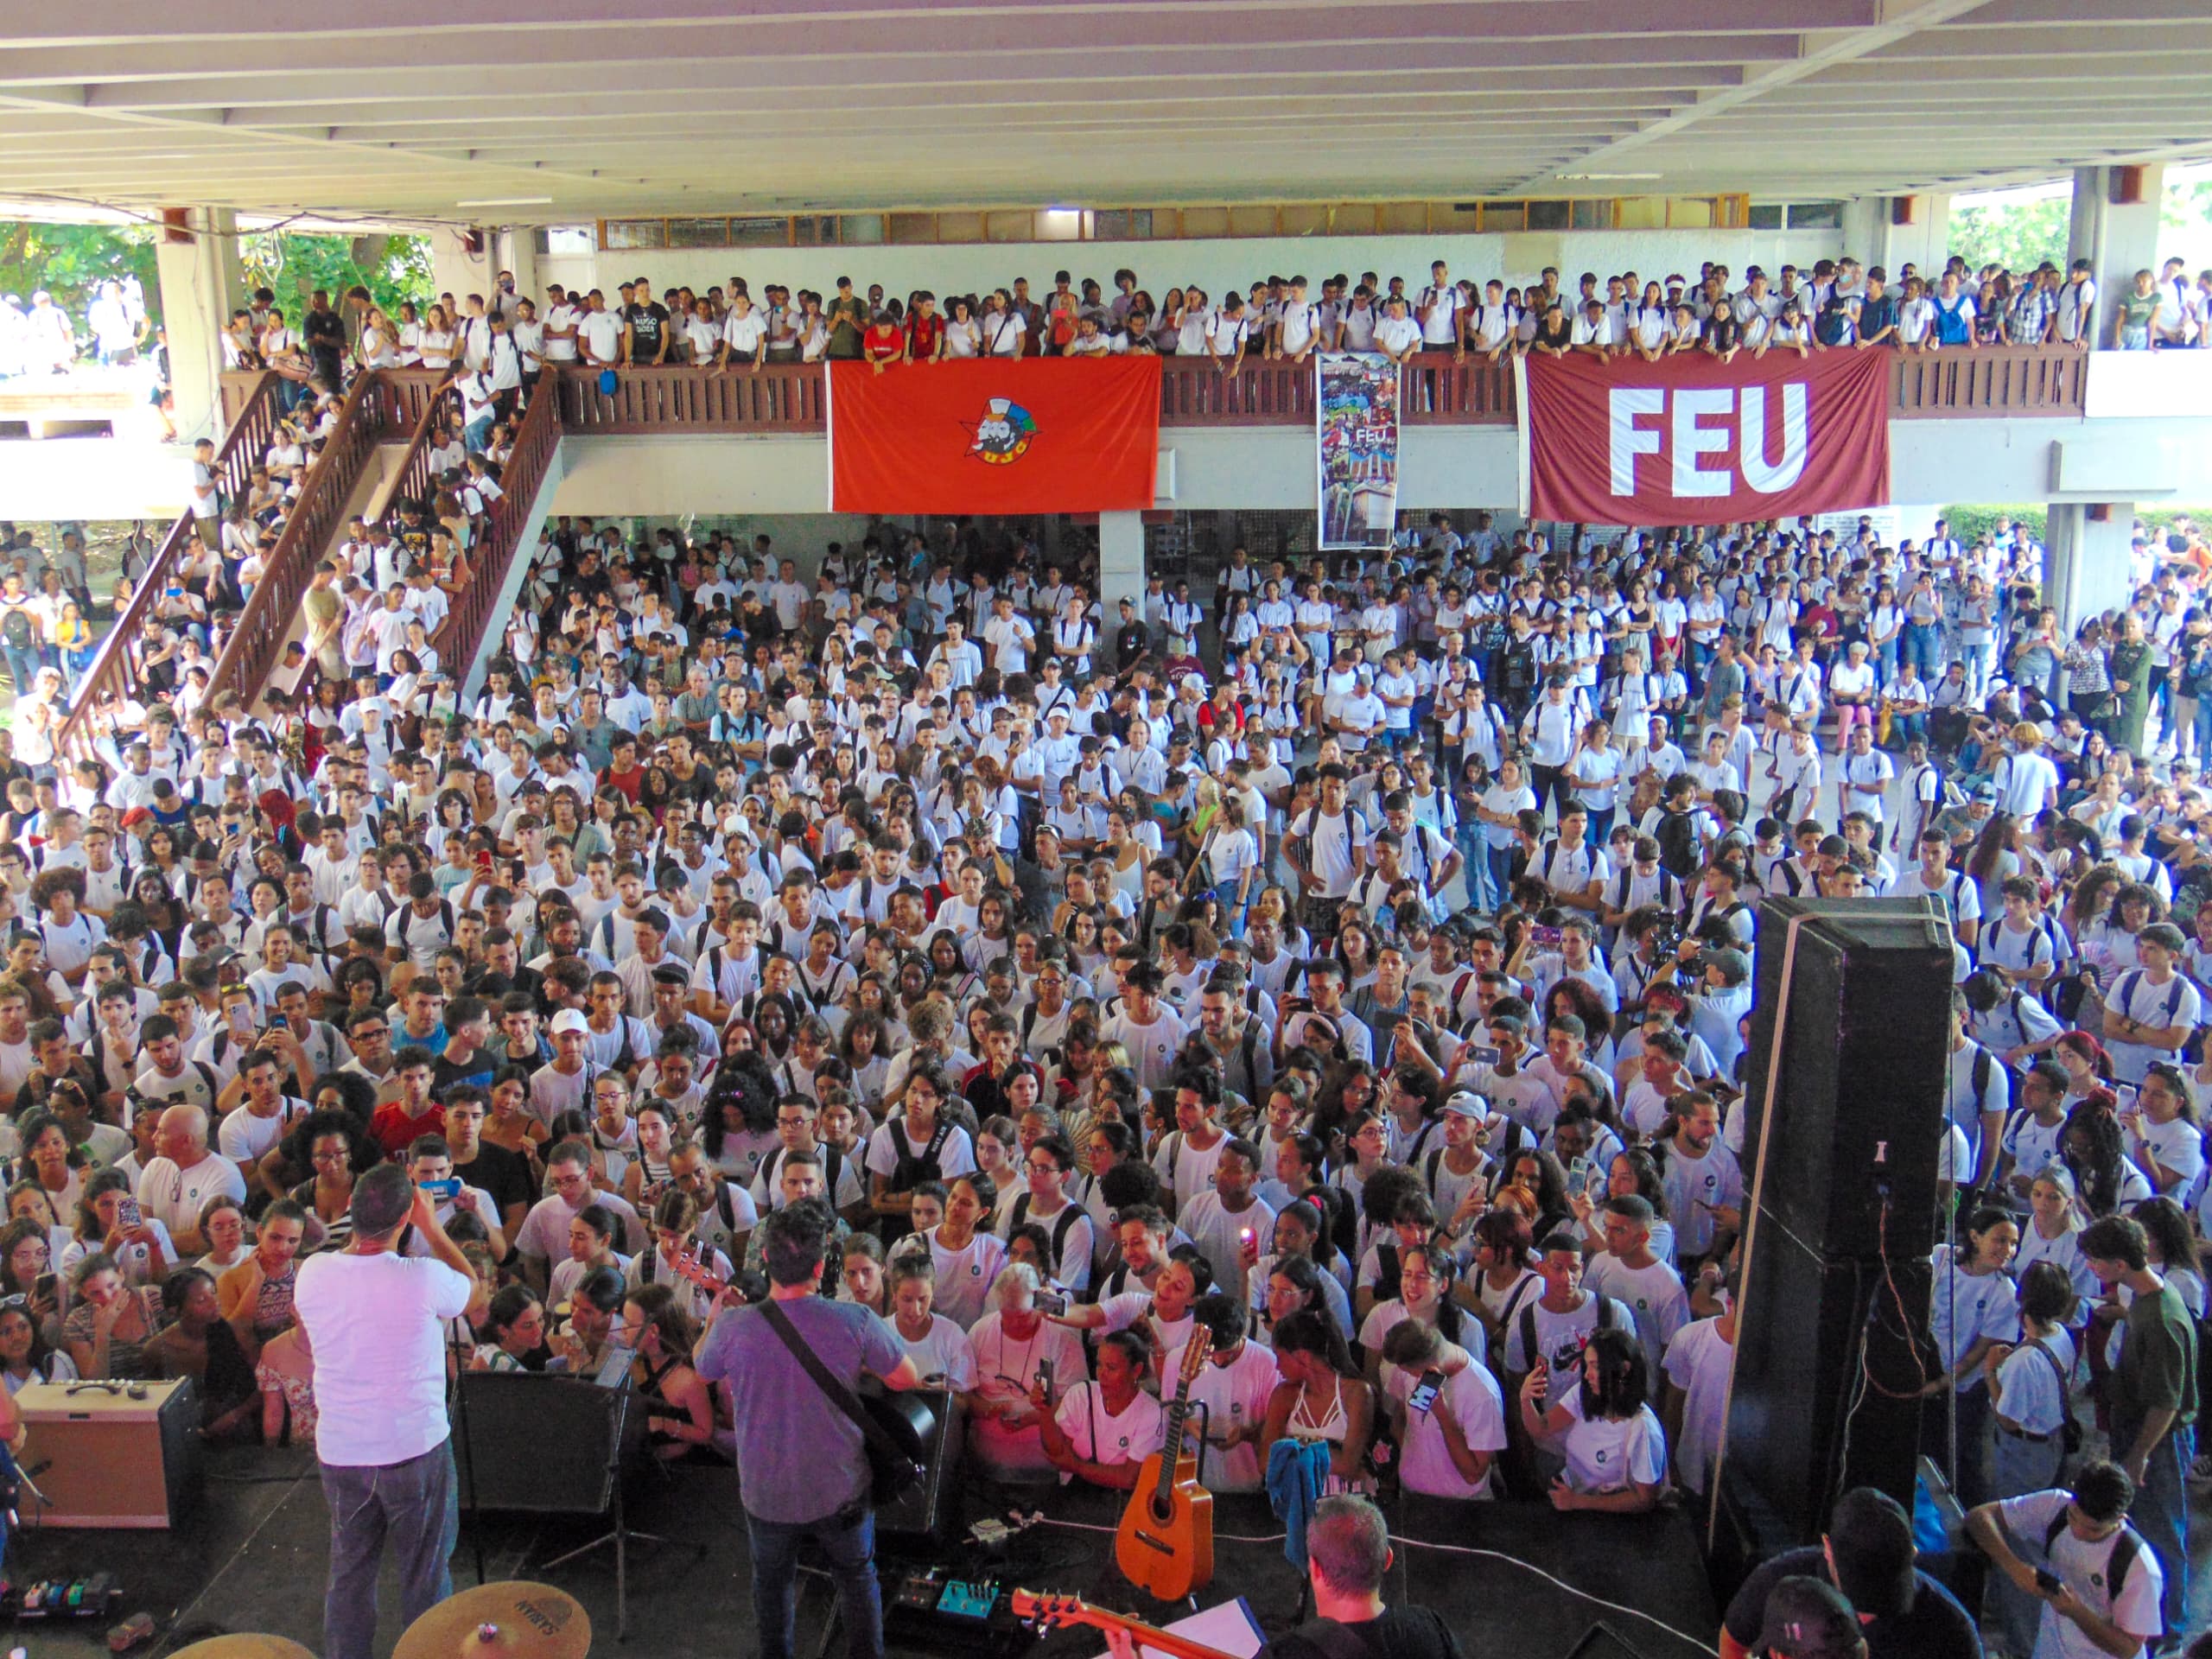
[695,1199,919,1659]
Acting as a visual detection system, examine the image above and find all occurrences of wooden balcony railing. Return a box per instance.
[215,343,2090,461]
[202,371,448,719]
[59,369,283,767]
[431,389,561,689]
[1890,343,2089,417]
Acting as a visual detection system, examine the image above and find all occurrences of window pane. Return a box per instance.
[668,218,729,249]
[888,213,937,244]
[1788,200,1843,230]
[603,219,666,250]
[1745,203,1784,231]
[728,216,790,247]
[1527,200,1570,231]
[839,215,886,245]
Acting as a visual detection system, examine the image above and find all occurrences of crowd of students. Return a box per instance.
[10,242,2212,1657]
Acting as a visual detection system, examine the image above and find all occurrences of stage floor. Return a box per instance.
[2,1445,1725,1659]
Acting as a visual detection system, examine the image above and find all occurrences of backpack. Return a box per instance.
[1517,1292,1618,1379]
[2112,969,2188,1039]
[2043,1510,2139,1601]
[1814,296,1852,347]
[1655,810,1701,882]
[1009,1193,1084,1268]
[1,608,32,652]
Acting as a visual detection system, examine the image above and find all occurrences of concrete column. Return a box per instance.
[2046,502,2137,634]
[1098,510,1145,619]
[1842,194,1949,281]
[2070,165,2165,353]
[429,226,497,311]
[155,206,245,444]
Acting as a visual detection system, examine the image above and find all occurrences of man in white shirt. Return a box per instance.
[136,1103,248,1256]
[294,1166,475,1659]
[1417,260,1465,356]
[1373,296,1422,365]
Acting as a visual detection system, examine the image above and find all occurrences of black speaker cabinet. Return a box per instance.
[1741,896,1955,1262]
[454,1371,645,1514]
[1718,1238,1935,1550]
[874,1384,963,1551]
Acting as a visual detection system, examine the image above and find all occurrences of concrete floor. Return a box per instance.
[0,1455,1726,1659]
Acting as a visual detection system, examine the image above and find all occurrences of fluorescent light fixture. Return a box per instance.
[1554,172,1662,181]
[454,196,554,207]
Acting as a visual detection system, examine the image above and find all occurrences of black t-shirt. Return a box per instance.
[626,302,671,359]
[1116,620,1150,671]
[1723,1550,1981,1659]
[302,308,347,360]
[454,1140,537,1224]
[1261,1609,1462,1659]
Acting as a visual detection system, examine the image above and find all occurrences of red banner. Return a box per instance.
[827,356,1161,514]
[1519,347,1889,525]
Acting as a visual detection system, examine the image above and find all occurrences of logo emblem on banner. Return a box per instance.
[968,397,1038,465]
[827,359,1160,514]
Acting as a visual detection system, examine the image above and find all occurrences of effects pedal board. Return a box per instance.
[3,1570,124,1622]
[885,1567,1029,1655]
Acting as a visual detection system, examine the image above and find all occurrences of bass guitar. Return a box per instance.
[1012,1590,1236,1659]
[1115,1332,1213,1599]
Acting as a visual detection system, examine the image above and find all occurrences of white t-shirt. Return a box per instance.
[134,1153,248,1245]
[295,1250,474,1466]
[1053,1380,1165,1469]
[1385,1359,1506,1500]
[1660,1316,1733,1495]
[895,1312,979,1390]
[1556,1383,1667,1495]
[1994,1489,2164,1659]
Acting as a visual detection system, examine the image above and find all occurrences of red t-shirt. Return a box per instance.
[864,321,904,361]
[907,315,944,357]
[370,1099,445,1158]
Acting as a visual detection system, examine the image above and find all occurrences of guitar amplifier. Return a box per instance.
[15,1378,203,1528]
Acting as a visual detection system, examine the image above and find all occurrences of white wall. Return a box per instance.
[535,226,1845,309]
[546,413,2212,528]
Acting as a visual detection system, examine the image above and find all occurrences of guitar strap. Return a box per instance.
[758,1297,918,1480]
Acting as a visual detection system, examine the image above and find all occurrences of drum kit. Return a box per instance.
[164,1581,592,1659]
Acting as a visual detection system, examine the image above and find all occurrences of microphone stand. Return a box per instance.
[449,1319,487,1586]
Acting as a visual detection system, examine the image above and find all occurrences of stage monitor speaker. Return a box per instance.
[15,1379,203,1528]
[874,1384,963,1550]
[454,1372,644,1514]
[1741,896,1954,1262]
[1716,1236,1934,1553]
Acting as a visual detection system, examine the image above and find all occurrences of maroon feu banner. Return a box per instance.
[1517,346,1890,525]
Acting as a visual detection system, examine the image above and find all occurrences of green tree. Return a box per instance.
[1948,194,2070,274]
[0,220,161,328]
[239,232,433,318]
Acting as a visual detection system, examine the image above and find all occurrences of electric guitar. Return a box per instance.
[1011,1591,1236,1659]
[1115,1332,1214,1599]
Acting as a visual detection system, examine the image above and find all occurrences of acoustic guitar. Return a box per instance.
[1012,1590,1236,1659]
[1115,1332,1214,1599]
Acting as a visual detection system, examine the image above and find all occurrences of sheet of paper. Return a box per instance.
[1087,1597,1266,1659]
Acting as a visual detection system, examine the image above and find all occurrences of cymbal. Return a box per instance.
[395,1581,590,1659]
[168,1639,318,1659]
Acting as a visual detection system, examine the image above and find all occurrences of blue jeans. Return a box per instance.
[318,1440,459,1659]
[747,1505,883,1659]
[1988,1426,2066,1657]
[2125,1422,2193,1643]
[1,643,35,697]
[2192,698,2212,765]
[1459,824,1493,912]
[1485,844,1516,909]
[1904,621,1941,681]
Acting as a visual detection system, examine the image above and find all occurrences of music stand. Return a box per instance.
[452,1370,691,1640]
